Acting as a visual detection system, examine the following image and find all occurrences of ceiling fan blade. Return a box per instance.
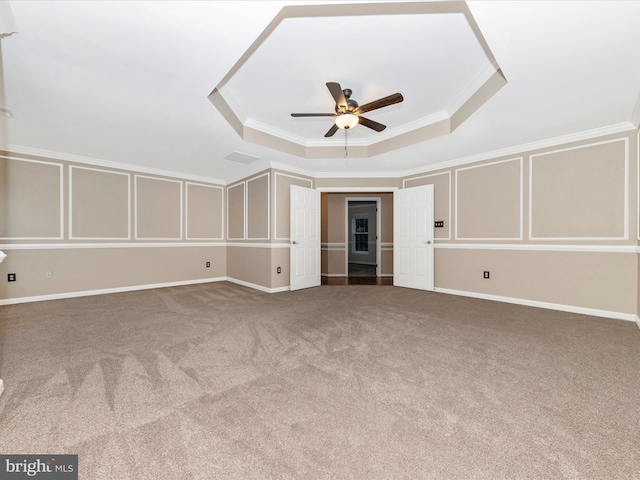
[324,123,339,138]
[326,82,347,108]
[358,116,386,132]
[291,113,336,117]
[355,93,403,114]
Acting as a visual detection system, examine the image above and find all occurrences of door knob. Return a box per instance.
[292,241,299,245]
[424,240,432,244]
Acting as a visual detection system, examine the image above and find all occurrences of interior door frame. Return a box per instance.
[316,187,397,280]
[344,197,381,277]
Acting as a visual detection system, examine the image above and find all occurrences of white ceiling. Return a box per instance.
[1,1,640,183]
[210,2,507,160]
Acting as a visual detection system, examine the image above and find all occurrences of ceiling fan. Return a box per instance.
[291,82,404,138]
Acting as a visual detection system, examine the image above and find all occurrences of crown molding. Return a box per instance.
[4,121,635,187]
[241,109,455,151]
[400,122,636,179]
[313,170,402,179]
[447,62,498,116]
[245,117,310,147]
[224,158,273,186]
[317,187,398,192]
[269,161,316,179]
[4,144,227,185]
[273,122,637,182]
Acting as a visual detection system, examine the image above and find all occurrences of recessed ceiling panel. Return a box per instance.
[209,1,506,158]
[230,12,489,140]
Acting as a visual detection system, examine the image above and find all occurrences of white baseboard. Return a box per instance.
[1,279,637,323]
[0,378,4,398]
[0,277,227,305]
[224,277,289,293]
[0,276,292,305]
[434,288,637,322]
[271,286,291,293]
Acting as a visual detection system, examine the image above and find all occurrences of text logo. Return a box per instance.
[0,455,78,479]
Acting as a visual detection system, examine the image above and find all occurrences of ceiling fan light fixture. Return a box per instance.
[335,113,359,130]
[291,82,401,137]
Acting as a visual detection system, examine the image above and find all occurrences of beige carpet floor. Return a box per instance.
[0,282,639,479]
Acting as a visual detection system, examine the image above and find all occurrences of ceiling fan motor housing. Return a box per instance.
[335,89,359,113]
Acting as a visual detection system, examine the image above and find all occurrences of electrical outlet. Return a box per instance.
[45,271,53,279]
[8,273,16,282]
[277,267,281,274]
[206,261,211,268]
[483,271,490,279]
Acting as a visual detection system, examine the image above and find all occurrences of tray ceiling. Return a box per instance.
[1,1,640,182]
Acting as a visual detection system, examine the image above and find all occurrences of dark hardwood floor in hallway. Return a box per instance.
[322,263,393,285]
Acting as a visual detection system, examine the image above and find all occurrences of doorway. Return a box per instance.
[312,189,434,288]
[319,190,394,286]
[345,198,379,278]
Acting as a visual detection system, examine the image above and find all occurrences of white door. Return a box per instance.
[393,185,434,291]
[290,185,321,291]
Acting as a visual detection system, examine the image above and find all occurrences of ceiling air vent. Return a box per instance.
[224,151,260,164]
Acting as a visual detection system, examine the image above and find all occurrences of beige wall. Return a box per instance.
[135,175,183,240]
[272,170,314,241]
[0,152,225,302]
[436,248,636,314]
[71,166,130,239]
[186,183,223,240]
[226,182,245,240]
[270,247,290,289]
[530,139,627,239]
[226,246,272,288]
[403,130,638,318]
[1,127,638,319]
[0,246,225,300]
[223,169,313,290]
[0,156,63,239]
[247,173,269,240]
[405,171,451,239]
[226,171,273,243]
[226,170,269,288]
[455,158,522,240]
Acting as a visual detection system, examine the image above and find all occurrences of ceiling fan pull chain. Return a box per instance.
[345,129,348,157]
